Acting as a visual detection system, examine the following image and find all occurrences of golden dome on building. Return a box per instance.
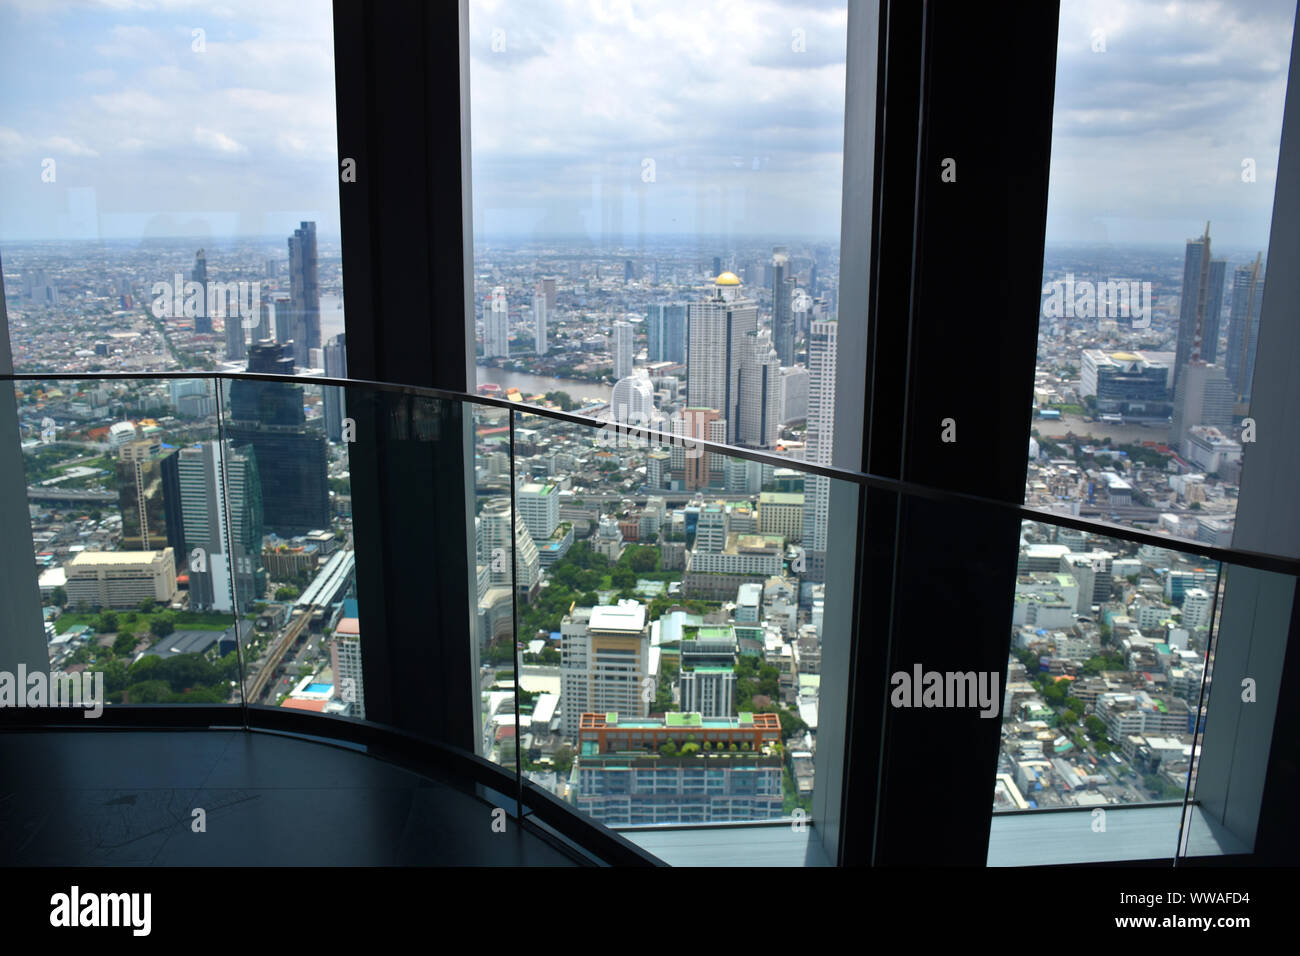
[715,271,741,286]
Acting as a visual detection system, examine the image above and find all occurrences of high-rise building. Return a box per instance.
[772,248,795,367]
[330,617,365,719]
[269,293,292,344]
[713,256,723,277]
[610,372,655,424]
[1172,223,1227,397]
[227,342,329,536]
[177,440,265,612]
[735,328,782,449]
[540,276,558,311]
[116,441,185,574]
[225,286,250,362]
[323,333,347,442]
[573,710,783,824]
[287,222,321,369]
[484,286,509,358]
[646,303,687,363]
[192,249,212,334]
[686,272,758,445]
[613,320,634,379]
[802,318,837,564]
[1170,361,1234,455]
[559,601,649,738]
[1226,253,1265,406]
[672,407,725,491]
[516,482,559,542]
[477,497,541,602]
[679,625,738,717]
[532,292,547,356]
[1079,350,1171,419]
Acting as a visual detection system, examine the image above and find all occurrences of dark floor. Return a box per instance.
[0,729,580,866]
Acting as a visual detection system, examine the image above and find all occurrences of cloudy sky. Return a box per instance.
[0,0,1293,247]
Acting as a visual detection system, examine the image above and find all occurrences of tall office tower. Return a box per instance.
[695,500,728,552]
[227,342,329,536]
[288,221,321,369]
[685,272,758,444]
[611,371,655,424]
[735,328,782,449]
[646,303,687,363]
[809,262,819,298]
[330,617,364,719]
[484,286,510,358]
[477,497,541,603]
[671,407,726,491]
[1226,253,1265,406]
[254,299,273,344]
[177,440,265,612]
[116,441,185,574]
[1170,362,1234,455]
[532,292,548,356]
[225,286,250,362]
[801,319,838,564]
[559,601,649,738]
[625,259,636,282]
[516,481,559,541]
[270,293,293,343]
[541,275,558,310]
[713,256,723,277]
[266,258,279,279]
[192,249,212,334]
[679,625,738,717]
[323,333,347,442]
[771,248,795,367]
[613,320,635,379]
[1173,223,1227,397]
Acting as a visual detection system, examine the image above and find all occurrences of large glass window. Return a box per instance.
[0,0,346,378]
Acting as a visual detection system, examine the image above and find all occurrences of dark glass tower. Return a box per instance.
[288,221,321,369]
[227,341,329,536]
[1226,253,1266,406]
[192,249,212,334]
[772,248,795,368]
[1172,223,1227,397]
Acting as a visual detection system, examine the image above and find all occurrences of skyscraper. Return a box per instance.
[541,276,558,311]
[772,248,795,367]
[560,601,649,738]
[287,221,321,369]
[1173,223,1227,397]
[484,286,509,358]
[613,320,634,379]
[1226,253,1265,406]
[177,440,264,612]
[227,342,329,536]
[477,497,540,603]
[1170,362,1234,455]
[685,272,758,445]
[735,328,782,449]
[192,249,212,334]
[116,441,184,574]
[533,292,548,355]
[802,318,838,565]
[225,286,249,363]
[646,303,686,363]
[323,333,347,442]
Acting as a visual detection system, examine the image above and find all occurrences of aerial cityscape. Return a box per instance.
[0,209,1266,822]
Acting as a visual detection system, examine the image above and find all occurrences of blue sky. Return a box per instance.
[0,0,1293,246]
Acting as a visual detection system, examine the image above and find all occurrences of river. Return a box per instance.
[475,366,612,404]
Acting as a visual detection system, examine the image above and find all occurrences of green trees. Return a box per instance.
[149,614,175,638]
[95,611,119,634]
[553,744,574,774]
[113,632,137,656]
[50,586,67,608]
[138,598,155,614]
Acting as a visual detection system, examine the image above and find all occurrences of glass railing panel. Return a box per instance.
[15,375,241,709]
[510,402,843,828]
[989,516,1224,863]
[226,376,358,716]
